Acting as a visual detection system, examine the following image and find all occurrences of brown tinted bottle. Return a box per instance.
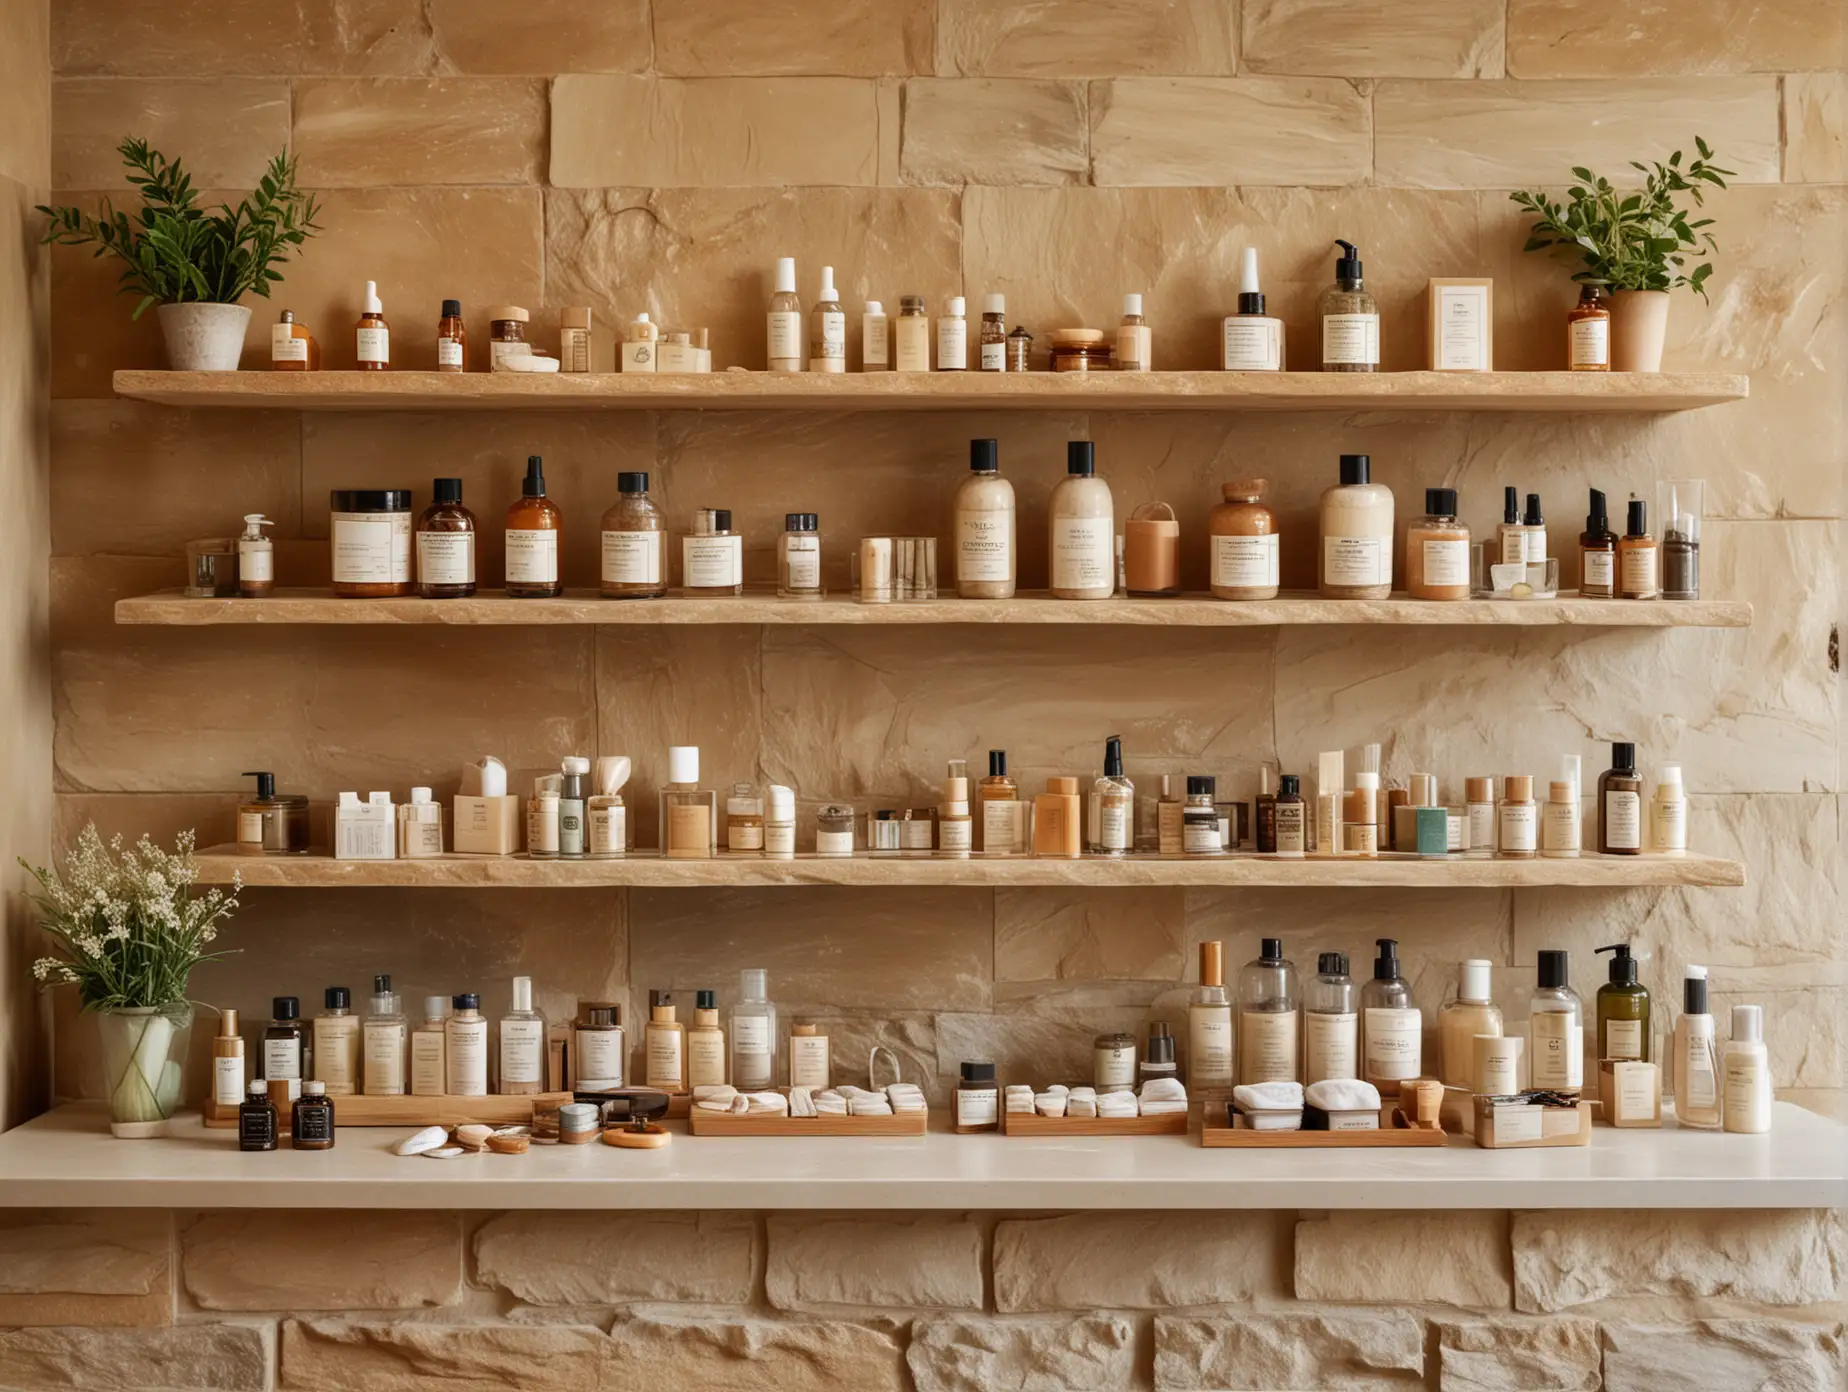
[505,456,563,598]
[416,478,477,599]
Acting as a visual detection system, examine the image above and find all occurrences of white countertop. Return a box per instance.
[1,1104,1840,1210]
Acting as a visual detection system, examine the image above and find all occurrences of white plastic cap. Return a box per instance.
[242,514,271,533]
[424,995,448,1020]
[634,312,651,325]
[1687,964,1708,981]
[668,745,700,784]
[1240,248,1260,295]
[363,280,382,313]
[864,300,883,315]
[774,257,796,293]
[1355,771,1380,792]
[248,1078,267,1096]
[984,293,1005,314]
[946,296,966,315]
[596,755,631,796]
[477,755,508,798]
[1123,293,1144,315]
[1461,959,1493,1002]
[741,967,768,999]
[304,1080,326,1096]
[410,786,433,805]
[1659,762,1683,790]
[511,975,533,1013]
[1731,1003,1762,1043]
[768,784,795,820]
[819,265,836,298]
[562,755,590,776]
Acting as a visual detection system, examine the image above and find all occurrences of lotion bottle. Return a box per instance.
[688,990,727,1088]
[1319,240,1378,372]
[1652,763,1687,856]
[645,990,688,1093]
[1722,1004,1770,1134]
[1672,965,1721,1128]
[1048,441,1115,600]
[767,256,802,372]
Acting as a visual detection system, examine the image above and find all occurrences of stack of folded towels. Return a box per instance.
[1137,1077,1188,1115]
[693,1082,925,1118]
[1005,1085,1036,1115]
[1009,1080,1189,1117]
[1096,1089,1139,1119]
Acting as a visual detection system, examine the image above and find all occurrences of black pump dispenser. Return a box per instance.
[1524,493,1544,527]
[1103,735,1124,778]
[1503,485,1520,525]
[1596,943,1638,984]
[1586,488,1609,534]
[245,771,277,801]
[1260,937,1284,963]
[1373,937,1400,980]
[1318,951,1349,976]
[1334,239,1363,287]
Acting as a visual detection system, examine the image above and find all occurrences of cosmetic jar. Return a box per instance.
[815,804,856,857]
[558,1102,600,1144]
[1006,326,1034,372]
[1094,1031,1137,1091]
[901,809,936,852]
[1047,328,1113,373]
[872,810,902,854]
[329,490,414,597]
[488,305,531,371]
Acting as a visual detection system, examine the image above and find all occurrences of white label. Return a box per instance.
[1050,517,1113,592]
[1582,550,1615,591]
[602,531,662,585]
[271,324,308,362]
[1436,285,1489,371]
[979,341,1006,371]
[768,311,802,363]
[894,319,931,372]
[1605,1017,1644,1062]
[213,1054,245,1106]
[733,1021,773,1089]
[936,318,967,369]
[446,1018,488,1095]
[689,1031,726,1088]
[1723,1053,1762,1116]
[956,1087,998,1127]
[1493,1102,1544,1144]
[957,512,1012,583]
[314,1017,360,1093]
[1422,538,1469,586]
[500,1018,545,1085]
[1275,803,1305,855]
[1095,1042,1136,1088]
[1212,533,1279,590]
[1304,1011,1357,1083]
[1615,1062,1656,1118]
[1500,801,1538,852]
[939,817,973,852]
[1322,312,1379,366]
[1183,818,1221,854]
[1683,1029,1717,1108]
[364,1022,406,1094]
[733,1016,770,1054]
[646,1028,684,1089]
[1239,1009,1298,1084]
[1652,797,1687,852]
[1190,1009,1233,1086]
[1096,802,1129,852]
[1500,528,1529,565]
[1323,535,1390,586]
[765,822,795,857]
[684,535,742,588]
[790,1034,830,1089]
[862,315,888,367]
[1116,324,1149,371]
[489,338,531,370]
[1469,802,1496,851]
[1530,1010,1582,1090]
[1568,316,1609,368]
[505,529,559,584]
[982,800,1024,854]
[783,535,820,590]
[816,827,854,856]
[410,1030,446,1095]
[1604,790,1642,849]
[1542,801,1580,854]
[1364,1007,1421,1080]
[1223,318,1281,371]
[1619,546,1657,595]
[331,513,412,585]
[1525,527,1548,565]
[418,531,475,586]
[575,1026,625,1085]
[237,811,264,845]
[263,1037,301,1081]
[437,337,464,368]
[812,310,845,368]
[356,324,389,365]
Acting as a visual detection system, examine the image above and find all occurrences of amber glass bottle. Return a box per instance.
[505,456,563,598]
[416,478,477,598]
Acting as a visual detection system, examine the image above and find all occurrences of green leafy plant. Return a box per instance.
[37,137,322,319]
[1510,137,1734,300]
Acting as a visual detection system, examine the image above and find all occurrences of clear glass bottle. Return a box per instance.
[1406,487,1470,601]
[1320,454,1394,599]
[767,256,802,372]
[936,295,967,370]
[1618,497,1659,600]
[688,989,727,1089]
[1006,325,1033,372]
[726,781,765,854]
[445,993,489,1097]
[1319,240,1378,372]
[1116,293,1150,371]
[312,986,360,1096]
[682,507,743,596]
[417,479,476,599]
[808,265,845,373]
[978,749,1021,855]
[978,294,1007,371]
[1049,441,1115,600]
[362,974,406,1096]
[1361,938,1420,1096]
[661,745,717,858]
[410,995,447,1097]
[1237,938,1300,1085]
[1303,952,1357,1084]
[778,514,823,599]
[1188,941,1234,1091]
[1438,959,1502,1090]
[730,968,777,1091]
[956,438,1016,599]
[1528,950,1584,1094]
[1209,479,1279,601]
[505,455,562,599]
[1087,735,1134,856]
[894,295,930,373]
[601,471,666,599]
[498,974,546,1096]
[1595,944,1651,1067]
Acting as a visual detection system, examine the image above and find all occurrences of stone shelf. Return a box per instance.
[116,588,1754,629]
[111,368,1749,414]
[0,1103,1835,1210]
[192,848,1746,889]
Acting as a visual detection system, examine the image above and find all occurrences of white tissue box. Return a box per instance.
[335,791,396,860]
[454,795,520,855]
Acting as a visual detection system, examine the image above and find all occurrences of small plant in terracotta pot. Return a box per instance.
[1511,138,1733,372]
[38,137,321,372]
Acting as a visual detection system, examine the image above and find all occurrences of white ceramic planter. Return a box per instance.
[155,302,251,371]
[1607,290,1670,373]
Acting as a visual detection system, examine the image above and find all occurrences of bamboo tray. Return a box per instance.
[293,1092,573,1128]
[1003,1110,1190,1137]
[1201,1109,1447,1148]
[688,1107,928,1137]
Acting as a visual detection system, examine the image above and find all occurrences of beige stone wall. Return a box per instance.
[39,2,1847,1117]
[0,0,52,1131]
[0,1207,1843,1389]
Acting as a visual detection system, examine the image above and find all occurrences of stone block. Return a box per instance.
[1511,1209,1842,1313]
[1155,1312,1426,1388]
[1375,78,1780,188]
[0,0,48,187]
[1506,0,1845,77]
[0,1325,270,1390]
[294,78,546,186]
[994,1212,1286,1311]
[181,1210,462,1311]
[909,1316,1137,1392]
[1242,0,1504,77]
[551,76,880,188]
[1600,1320,1846,1392]
[901,79,1087,187]
[281,1319,608,1390]
[654,0,932,76]
[1434,1316,1601,1391]
[1786,74,1848,185]
[1297,1212,1512,1309]
[994,888,1187,984]
[474,1212,753,1305]
[937,0,1235,77]
[0,1209,170,1328]
[766,1215,982,1311]
[1091,77,1371,187]
[603,1315,907,1392]
[426,0,650,74]
[53,78,290,189]
[53,0,432,76]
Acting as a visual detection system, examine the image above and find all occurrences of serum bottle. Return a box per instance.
[505,456,563,599]
[1579,489,1617,598]
[809,265,845,373]
[498,975,545,1097]
[1673,965,1721,1128]
[767,256,802,372]
[1222,248,1284,371]
[1188,941,1234,1092]
[1598,742,1643,855]
[362,975,406,1097]
[356,281,389,370]
[1361,939,1420,1096]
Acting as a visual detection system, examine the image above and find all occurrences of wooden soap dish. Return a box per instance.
[1202,1108,1447,1148]
[603,1122,672,1149]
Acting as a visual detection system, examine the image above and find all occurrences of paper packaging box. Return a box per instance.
[335,791,395,860]
[1473,1094,1591,1148]
[1427,277,1493,372]
[454,795,520,855]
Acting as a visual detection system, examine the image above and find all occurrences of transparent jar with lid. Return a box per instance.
[778,514,823,599]
[1182,776,1221,854]
[1048,328,1113,373]
[487,306,531,371]
[815,804,855,857]
[1093,1031,1137,1091]
[1209,479,1279,601]
[1405,486,1470,601]
[601,471,666,599]
[725,782,764,854]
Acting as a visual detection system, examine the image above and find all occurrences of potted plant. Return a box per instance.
[1511,138,1733,372]
[25,826,240,1137]
[38,137,321,372]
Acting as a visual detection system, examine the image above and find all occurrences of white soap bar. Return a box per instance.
[1306,1079,1381,1112]
[394,1125,449,1156]
[1234,1082,1305,1111]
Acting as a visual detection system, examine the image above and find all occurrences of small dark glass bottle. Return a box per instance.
[264,996,305,1099]
[237,1079,278,1151]
[1598,742,1644,855]
[1579,488,1617,598]
[417,477,477,598]
[1595,943,1652,1065]
[292,1080,336,1150]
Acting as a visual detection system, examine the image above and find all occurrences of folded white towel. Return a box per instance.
[1045,1083,1069,1095]
[1097,1093,1138,1117]
[886,1088,927,1112]
[788,1086,817,1118]
[696,1094,746,1113]
[1068,1086,1097,1101]
[1068,1096,1097,1117]
[1305,1079,1381,1112]
[745,1092,788,1115]
[813,1096,849,1115]
[836,1085,877,1101]
[1233,1082,1305,1111]
[850,1097,894,1116]
[1005,1089,1036,1113]
[1034,1091,1068,1117]
[693,1085,737,1105]
[1138,1098,1188,1115]
[1139,1077,1188,1104]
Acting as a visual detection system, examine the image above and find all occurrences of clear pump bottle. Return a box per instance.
[1236,938,1300,1085]
[1087,735,1134,857]
[1319,240,1378,372]
[1361,938,1420,1096]
[1304,952,1358,1083]
[498,975,546,1096]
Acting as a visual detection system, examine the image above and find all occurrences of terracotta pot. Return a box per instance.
[1607,290,1670,373]
[155,302,250,371]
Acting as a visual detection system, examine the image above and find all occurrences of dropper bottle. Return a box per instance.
[1223,247,1284,371]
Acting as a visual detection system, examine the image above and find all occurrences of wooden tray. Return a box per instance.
[689,1107,928,1137]
[1201,1109,1447,1148]
[1003,1110,1189,1137]
[309,1092,573,1127]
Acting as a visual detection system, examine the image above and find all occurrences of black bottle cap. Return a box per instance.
[1145,1024,1176,1065]
[1334,239,1362,280]
[988,750,1007,777]
[649,988,669,1009]
[1260,938,1283,963]
[712,508,733,531]
[1187,775,1216,796]
[696,989,716,1010]
[1067,440,1095,476]
[1597,943,1638,985]
[960,1060,996,1083]
[1237,290,1266,316]
[785,513,818,532]
[1587,488,1608,532]
[432,477,463,504]
[1611,741,1636,773]
[325,986,349,1010]
[1339,454,1370,486]
[1626,498,1647,536]
[1373,938,1400,980]
[1318,951,1349,976]
[1503,485,1520,523]
[617,471,649,494]
[1524,492,1544,526]
[1103,735,1123,778]
[1279,774,1300,797]
[244,771,276,800]
[970,438,998,472]
[454,993,479,1010]
[272,996,298,1020]
[522,456,546,498]
[331,489,412,512]
[1684,969,1709,1014]
[1537,949,1569,989]
[1425,487,1457,517]
[441,299,462,319]
[373,974,391,994]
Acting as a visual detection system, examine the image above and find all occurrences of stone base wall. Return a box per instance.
[0,1207,1841,1390]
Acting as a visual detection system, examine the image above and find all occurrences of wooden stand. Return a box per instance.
[1201,1107,1448,1148]
[1002,1111,1189,1137]
[285,1092,573,1128]
[688,1107,928,1137]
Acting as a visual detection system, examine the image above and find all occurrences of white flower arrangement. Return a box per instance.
[25,825,240,1010]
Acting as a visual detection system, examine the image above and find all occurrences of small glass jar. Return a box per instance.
[816,804,856,857]
[1405,487,1471,601]
[1048,328,1113,373]
[1209,479,1280,601]
[1183,775,1221,854]
[184,538,237,597]
[853,536,937,603]
[1093,1031,1137,1091]
[488,306,531,371]
[683,508,742,596]
[778,513,823,599]
[330,489,414,598]
[725,782,764,854]
[871,810,902,854]
[1006,325,1033,372]
[901,808,936,853]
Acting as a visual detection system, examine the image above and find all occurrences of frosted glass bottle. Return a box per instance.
[1320,453,1394,600]
[1048,441,1114,600]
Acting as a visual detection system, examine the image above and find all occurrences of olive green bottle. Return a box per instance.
[1594,943,1651,1064]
